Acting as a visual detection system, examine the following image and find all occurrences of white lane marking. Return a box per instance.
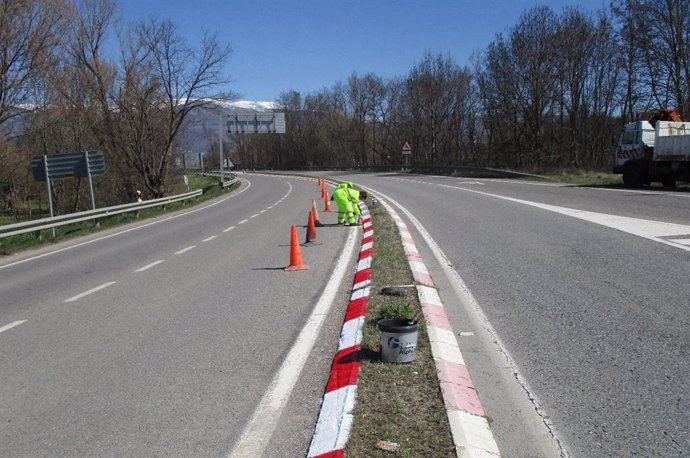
[426,181,690,252]
[0,179,253,271]
[65,281,117,302]
[0,320,27,335]
[175,246,196,254]
[228,228,359,458]
[223,226,236,233]
[202,235,217,242]
[135,260,164,272]
[259,209,267,213]
[238,219,249,225]
[250,214,259,218]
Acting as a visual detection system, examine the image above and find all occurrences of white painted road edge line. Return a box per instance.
[0,320,27,334]
[65,281,117,303]
[0,178,253,271]
[228,227,359,458]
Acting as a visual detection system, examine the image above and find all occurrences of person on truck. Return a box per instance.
[650,107,683,127]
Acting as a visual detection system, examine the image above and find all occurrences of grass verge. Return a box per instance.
[345,199,455,457]
[0,174,235,256]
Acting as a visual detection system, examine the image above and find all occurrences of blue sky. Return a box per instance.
[116,0,609,102]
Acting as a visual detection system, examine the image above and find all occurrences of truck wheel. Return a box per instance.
[622,163,646,187]
[661,177,676,188]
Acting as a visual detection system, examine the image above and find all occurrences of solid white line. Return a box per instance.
[223,226,236,233]
[134,260,164,272]
[0,320,27,335]
[175,246,196,254]
[440,185,690,252]
[65,281,117,302]
[0,178,253,271]
[228,227,359,458]
[202,235,217,242]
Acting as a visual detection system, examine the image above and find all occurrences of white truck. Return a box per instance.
[614,120,690,187]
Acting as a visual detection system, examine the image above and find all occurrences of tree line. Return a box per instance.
[238,1,690,172]
[1,1,689,219]
[0,0,231,218]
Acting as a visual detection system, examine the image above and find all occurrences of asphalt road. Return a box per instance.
[329,172,689,457]
[0,174,356,457]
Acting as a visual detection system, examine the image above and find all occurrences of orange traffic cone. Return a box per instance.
[285,225,309,271]
[317,177,322,187]
[311,199,323,227]
[321,182,327,200]
[323,195,333,212]
[305,210,317,243]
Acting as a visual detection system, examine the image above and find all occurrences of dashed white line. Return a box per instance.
[250,213,260,218]
[259,209,267,213]
[223,226,236,233]
[0,320,27,335]
[238,219,249,225]
[175,246,196,254]
[65,281,117,302]
[202,235,217,242]
[135,260,164,272]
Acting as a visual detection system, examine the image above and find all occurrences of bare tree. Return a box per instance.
[69,0,233,197]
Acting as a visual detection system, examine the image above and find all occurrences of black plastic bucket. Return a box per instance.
[377,319,418,363]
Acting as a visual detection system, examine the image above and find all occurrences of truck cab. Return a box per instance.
[613,120,688,187]
[614,121,655,168]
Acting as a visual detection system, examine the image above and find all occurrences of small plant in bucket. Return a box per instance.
[375,302,415,323]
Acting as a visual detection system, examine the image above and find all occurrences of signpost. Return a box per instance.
[218,111,286,183]
[227,112,286,134]
[401,140,413,167]
[30,151,107,237]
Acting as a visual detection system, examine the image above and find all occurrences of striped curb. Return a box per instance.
[378,198,501,457]
[307,203,372,458]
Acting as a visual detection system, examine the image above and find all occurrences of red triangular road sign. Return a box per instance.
[402,141,412,152]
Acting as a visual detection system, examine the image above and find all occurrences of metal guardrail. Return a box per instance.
[196,171,237,188]
[0,189,203,240]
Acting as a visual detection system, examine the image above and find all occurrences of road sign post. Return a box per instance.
[401,140,413,168]
[223,111,286,172]
[31,151,107,237]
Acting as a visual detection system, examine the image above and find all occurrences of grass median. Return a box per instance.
[345,198,455,457]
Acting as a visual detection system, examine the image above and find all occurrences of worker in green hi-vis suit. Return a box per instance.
[331,182,367,225]
[332,183,355,225]
[347,186,367,223]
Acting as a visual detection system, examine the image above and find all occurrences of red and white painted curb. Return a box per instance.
[382,198,500,457]
[307,203,373,458]
[308,193,500,457]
